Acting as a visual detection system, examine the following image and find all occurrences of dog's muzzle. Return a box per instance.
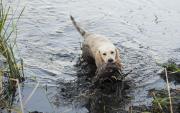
[108,58,114,63]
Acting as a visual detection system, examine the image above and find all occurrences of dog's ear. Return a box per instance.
[115,48,123,70]
[95,51,104,68]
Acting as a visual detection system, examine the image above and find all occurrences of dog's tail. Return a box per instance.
[70,15,88,37]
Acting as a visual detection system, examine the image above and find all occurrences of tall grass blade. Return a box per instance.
[164,68,173,113]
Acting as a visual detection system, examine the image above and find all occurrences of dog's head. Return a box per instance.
[99,46,116,64]
[95,45,122,70]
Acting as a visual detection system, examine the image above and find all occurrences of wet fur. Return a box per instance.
[70,16,122,72]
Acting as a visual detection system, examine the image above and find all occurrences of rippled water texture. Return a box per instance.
[7,0,180,112]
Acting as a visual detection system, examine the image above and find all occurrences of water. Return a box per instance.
[7,0,180,112]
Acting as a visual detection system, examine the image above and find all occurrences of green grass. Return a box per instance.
[0,0,24,110]
[164,64,180,73]
[158,61,180,73]
[151,90,180,113]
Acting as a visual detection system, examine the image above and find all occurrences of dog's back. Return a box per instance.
[70,16,115,56]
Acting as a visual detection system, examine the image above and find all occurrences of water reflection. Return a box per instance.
[55,59,131,113]
[87,81,130,113]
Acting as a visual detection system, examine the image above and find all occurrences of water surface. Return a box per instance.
[8,0,180,112]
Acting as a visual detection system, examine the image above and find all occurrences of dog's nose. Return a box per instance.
[108,58,114,63]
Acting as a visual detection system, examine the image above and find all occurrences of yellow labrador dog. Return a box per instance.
[70,16,122,73]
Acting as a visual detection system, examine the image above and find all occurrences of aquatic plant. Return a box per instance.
[157,60,180,73]
[151,89,179,113]
[163,63,180,73]
[0,0,24,111]
[149,68,179,113]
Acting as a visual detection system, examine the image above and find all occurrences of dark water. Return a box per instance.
[7,0,180,112]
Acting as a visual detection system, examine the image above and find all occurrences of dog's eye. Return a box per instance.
[103,53,106,56]
[111,51,114,54]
